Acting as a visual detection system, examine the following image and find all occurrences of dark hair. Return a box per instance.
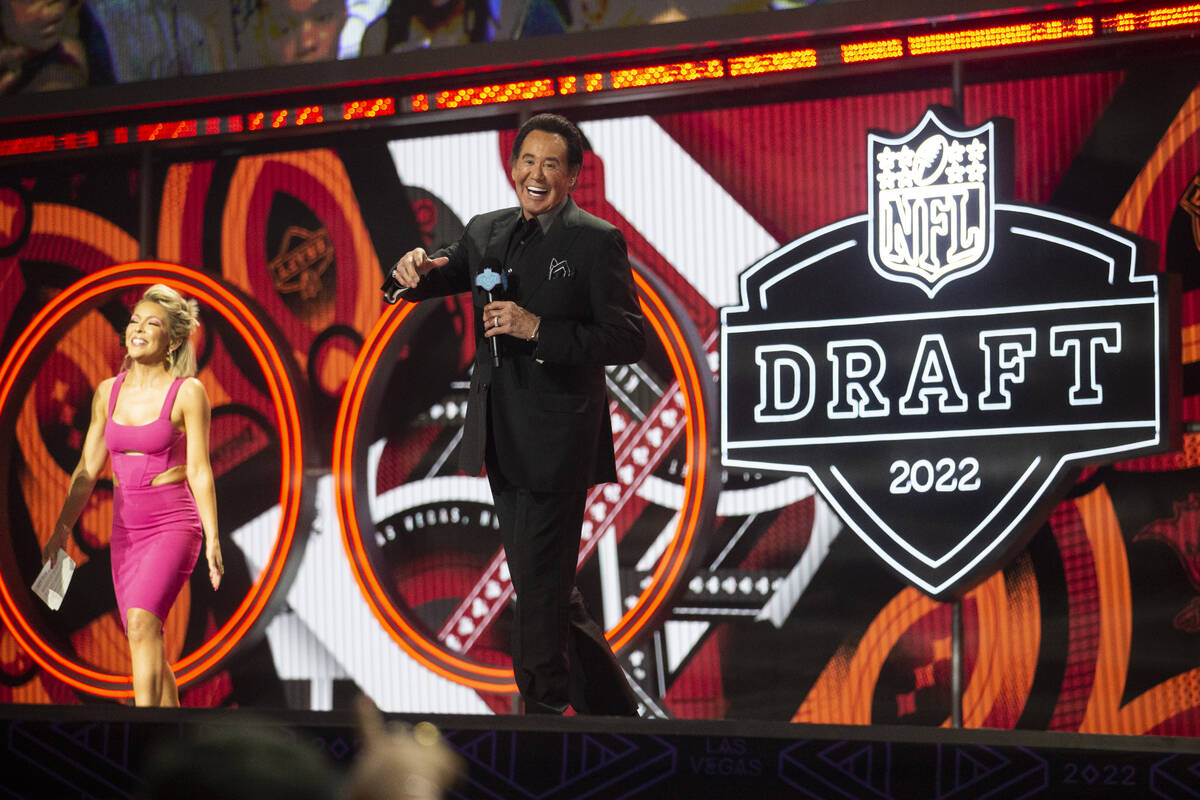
[137,719,338,800]
[511,113,584,171]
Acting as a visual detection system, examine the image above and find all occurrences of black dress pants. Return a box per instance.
[486,470,639,716]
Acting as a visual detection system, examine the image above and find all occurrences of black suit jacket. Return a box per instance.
[407,197,645,491]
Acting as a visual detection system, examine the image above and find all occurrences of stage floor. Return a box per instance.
[4,704,1200,798]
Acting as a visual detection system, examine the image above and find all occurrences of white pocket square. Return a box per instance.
[547,258,573,279]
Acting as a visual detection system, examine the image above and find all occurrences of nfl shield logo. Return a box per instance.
[721,104,1174,599]
[868,107,999,298]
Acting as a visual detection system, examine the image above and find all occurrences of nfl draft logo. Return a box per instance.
[869,110,996,297]
[720,106,1178,599]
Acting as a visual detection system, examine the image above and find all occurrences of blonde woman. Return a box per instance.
[43,283,223,706]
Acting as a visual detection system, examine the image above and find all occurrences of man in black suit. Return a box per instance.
[390,113,644,715]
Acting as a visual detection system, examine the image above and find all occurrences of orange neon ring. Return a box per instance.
[0,262,312,698]
[332,267,716,692]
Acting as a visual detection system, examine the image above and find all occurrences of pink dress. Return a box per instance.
[104,372,202,630]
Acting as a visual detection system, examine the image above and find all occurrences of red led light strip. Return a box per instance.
[610,59,725,88]
[295,105,323,125]
[0,131,97,156]
[730,50,817,76]
[908,16,1094,56]
[138,120,197,141]
[1101,3,1200,32]
[344,97,396,119]
[4,5,1200,159]
[841,39,904,64]
[436,79,556,109]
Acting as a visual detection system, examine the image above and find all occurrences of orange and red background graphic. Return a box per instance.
[1,69,1200,735]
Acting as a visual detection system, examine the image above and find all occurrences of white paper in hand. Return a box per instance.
[32,550,75,611]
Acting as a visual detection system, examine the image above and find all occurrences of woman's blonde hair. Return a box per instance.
[122,284,201,377]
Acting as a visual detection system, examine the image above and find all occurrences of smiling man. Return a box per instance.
[390,113,645,716]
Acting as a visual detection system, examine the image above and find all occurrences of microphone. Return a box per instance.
[380,271,409,304]
[475,258,508,367]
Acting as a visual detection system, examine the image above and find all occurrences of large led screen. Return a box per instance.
[3,70,1200,737]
